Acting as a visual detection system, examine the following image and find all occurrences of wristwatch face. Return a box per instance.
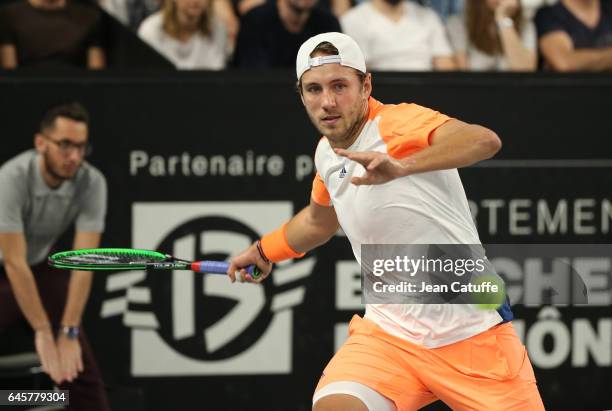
[61,326,80,339]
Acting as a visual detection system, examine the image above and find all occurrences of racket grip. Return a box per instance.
[191,261,260,278]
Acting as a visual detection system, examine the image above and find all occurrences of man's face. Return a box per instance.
[37,116,88,180]
[300,63,371,147]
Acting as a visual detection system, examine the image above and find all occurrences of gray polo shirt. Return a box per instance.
[0,149,107,265]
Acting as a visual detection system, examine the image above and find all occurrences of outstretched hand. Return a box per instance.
[334,148,413,185]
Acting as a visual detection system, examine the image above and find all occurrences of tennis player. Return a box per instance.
[0,103,110,410]
[227,33,544,410]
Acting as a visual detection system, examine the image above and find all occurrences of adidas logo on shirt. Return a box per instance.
[339,165,347,179]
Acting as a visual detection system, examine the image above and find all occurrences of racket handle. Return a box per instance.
[191,261,261,278]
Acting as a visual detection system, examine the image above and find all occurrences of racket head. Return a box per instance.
[48,248,169,270]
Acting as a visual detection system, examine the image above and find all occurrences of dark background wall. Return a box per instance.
[0,72,610,410]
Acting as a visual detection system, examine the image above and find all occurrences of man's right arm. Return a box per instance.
[539,31,612,71]
[0,233,51,331]
[227,199,339,283]
[285,200,339,253]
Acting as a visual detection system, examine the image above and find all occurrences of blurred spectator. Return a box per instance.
[536,0,612,71]
[341,0,455,70]
[233,0,341,67]
[100,0,237,46]
[447,0,536,71]
[0,0,106,70]
[138,0,230,69]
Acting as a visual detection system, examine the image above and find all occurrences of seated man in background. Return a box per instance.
[535,0,612,71]
[0,0,106,70]
[0,103,110,410]
[233,0,341,67]
[341,0,456,70]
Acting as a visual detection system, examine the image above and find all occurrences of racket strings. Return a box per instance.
[55,250,166,265]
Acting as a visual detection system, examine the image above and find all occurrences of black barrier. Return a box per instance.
[0,72,611,411]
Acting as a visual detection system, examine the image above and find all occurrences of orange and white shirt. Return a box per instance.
[312,97,511,348]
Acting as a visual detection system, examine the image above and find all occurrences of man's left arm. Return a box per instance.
[336,119,501,185]
[57,231,101,382]
[402,119,501,172]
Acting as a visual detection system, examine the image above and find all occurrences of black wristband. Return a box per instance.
[256,240,271,264]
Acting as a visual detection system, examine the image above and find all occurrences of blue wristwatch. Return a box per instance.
[59,325,80,340]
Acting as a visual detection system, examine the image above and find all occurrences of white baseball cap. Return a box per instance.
[295,32,366,80]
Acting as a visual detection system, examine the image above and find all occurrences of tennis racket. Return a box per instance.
[48,248,261,278]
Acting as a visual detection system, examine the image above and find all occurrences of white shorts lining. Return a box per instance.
[312,381,395,411]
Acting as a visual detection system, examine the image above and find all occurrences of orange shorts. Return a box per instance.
[315,315,545,411]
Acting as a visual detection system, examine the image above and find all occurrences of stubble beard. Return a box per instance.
[43,152,77,182]
[320,98,369,149]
